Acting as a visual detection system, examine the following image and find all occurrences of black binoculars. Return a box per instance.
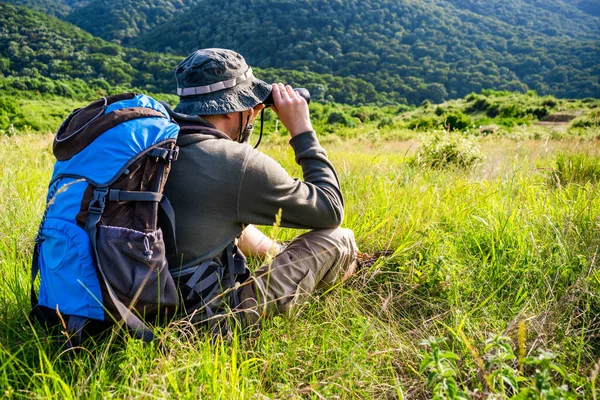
[263,88,311,106]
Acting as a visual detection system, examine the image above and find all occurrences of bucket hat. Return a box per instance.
[173,48,271,116]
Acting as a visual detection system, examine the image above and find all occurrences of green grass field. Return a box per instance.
[1,121,600,397]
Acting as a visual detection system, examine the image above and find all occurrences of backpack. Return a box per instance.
[30,93,251,345]
[29,93,183,344]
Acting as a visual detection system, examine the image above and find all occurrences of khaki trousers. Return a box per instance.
[238,227,358,323]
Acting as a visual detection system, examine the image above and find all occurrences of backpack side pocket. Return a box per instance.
[96,226,178,311]
[38,218,105,321]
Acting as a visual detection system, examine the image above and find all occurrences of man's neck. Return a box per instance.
[203,115,236,140]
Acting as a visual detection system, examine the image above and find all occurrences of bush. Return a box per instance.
[444,112,472,131]
[466,96,492,113]
[407,116,439,131]
[529,106,550,119]
[551,153,600,186]
[326,111,356,127]
[350,110,369,123]
[377,117,394,129]
[499,103,525,118]
[570,111,599,128]
[412,133,483,168]
[486,103,500,118]
[395,104,412,114]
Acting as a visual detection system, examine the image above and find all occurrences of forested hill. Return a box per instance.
[130,0,599,102]
[2,0,600,104]
[65,0,195,43]
[2,0,86,17]
[0,3,396,105]
[5,0,600,104]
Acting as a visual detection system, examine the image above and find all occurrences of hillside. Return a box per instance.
[0,3,178,93]
[5,0,600,104]
[0,3,398,105]
[2,0,86,16]
[445,0,599,39]
[65,0,195,43]
[129,0,600,103]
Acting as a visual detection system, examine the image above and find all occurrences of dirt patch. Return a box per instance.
[540,112,582,123]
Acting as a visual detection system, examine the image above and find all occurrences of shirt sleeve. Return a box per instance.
[237,131,344,229]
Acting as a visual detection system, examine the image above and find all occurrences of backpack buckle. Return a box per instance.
[88,187,108,214]
[149,147,179,162]
[171,147,179,161]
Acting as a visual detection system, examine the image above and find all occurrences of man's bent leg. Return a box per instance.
[238,227,358,321]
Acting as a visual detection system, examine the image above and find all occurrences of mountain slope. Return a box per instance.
[0,3,181,93]
[0,3,395,105]
[130,0,599,102]
[2,0,86,17]
[6,0,600,102]
[65,0,195,44]
[445,0,599,39]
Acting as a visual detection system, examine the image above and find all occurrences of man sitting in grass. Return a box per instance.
[163,48,358,327]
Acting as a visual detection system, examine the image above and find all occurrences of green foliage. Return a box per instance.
[412,133,483,168]
[130,0,599,102]
[2,128,600,397]
[0,3,180,94]
[377,117,395,129]
[326,110,356,127]
[499,103,526,118]
[399,90,600,136]
[0,3,401,106]
[420,335,577,398]
[408,116,440,131]
[571,110,599,128]
[444,112,472,131]
[518,351,572,399]
[419,337,468,399]
[552,153,600,186]
[2,0,82,17]
[66,0,196,44]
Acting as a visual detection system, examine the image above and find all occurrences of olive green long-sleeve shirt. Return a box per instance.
[164,123,344,268]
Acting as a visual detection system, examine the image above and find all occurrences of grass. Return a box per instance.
[1,123,600,397]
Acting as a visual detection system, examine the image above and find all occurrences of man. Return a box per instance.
[163,48,357,326]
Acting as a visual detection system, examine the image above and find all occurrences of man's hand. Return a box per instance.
[270,83,313,137]
[237,224,281,259]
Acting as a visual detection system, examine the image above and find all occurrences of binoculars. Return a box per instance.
[263,88,310,106]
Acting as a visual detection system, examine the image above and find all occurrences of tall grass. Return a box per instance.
[1,132,599,398]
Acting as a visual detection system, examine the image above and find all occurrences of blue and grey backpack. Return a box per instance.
[30,93,251,345]
[30,93,183,343]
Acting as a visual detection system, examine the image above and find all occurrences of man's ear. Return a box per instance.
[250,104,265,121]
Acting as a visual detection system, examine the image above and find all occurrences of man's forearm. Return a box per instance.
[238,224,281,258]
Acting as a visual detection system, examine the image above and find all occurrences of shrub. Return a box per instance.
[0,97,18,116]
[542,98,558,108]
[326,111,356,127]
[486,103,500,118]
[377,117,394,129]
[408,116,440,131]
[444,112,472,131]
[412,133,483,168]
[395,104,412,114]
[551,153,600,186]
[466,96,492,113]
[529,106,550,119]
[570,111,599,128]
[350,110,369,123]
[499,103,525,118]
